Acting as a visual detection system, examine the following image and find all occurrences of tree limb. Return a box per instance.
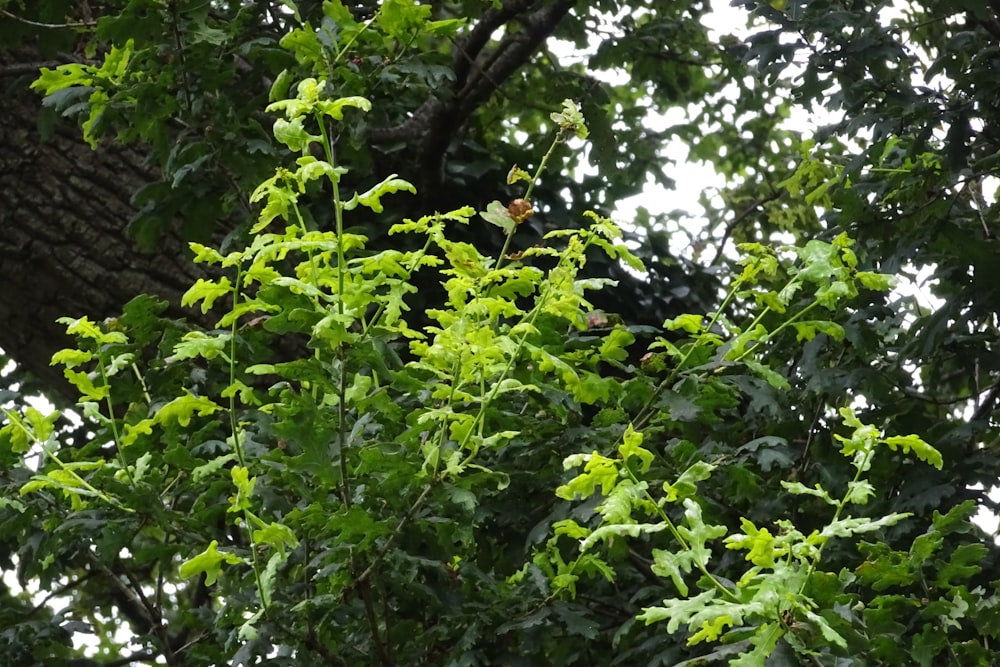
[0,8,96,29]
[367,0,578,183]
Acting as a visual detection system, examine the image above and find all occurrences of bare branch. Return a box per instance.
[0,60,61,78]
[709,190,782,266]
[455,0,577,123]
[368,0,577,150]
[0,8,95,29]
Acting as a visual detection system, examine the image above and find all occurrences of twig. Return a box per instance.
[350,483,433,590]
[0,61,62,77]
[27,571,96,616]
[710,191,782,266]
[972,378,1000,423]
[103,650,159,666]
[0,8,95,29]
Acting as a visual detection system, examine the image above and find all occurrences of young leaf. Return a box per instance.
[480,200,515,233]
[179,540,245,586]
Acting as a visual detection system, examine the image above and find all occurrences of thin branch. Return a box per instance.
[0,8,95,29]
[0,60,63,78]
[899,386,982,407]
[27,571,97,616]
[647,50,719,68]
[709,191,782,266]
[349,483,433,591]
[103,650,160,667]
[86,554,179,667]
[967,177,995,239]
[972,378,1000,423]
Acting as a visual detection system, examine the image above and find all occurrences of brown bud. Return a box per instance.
[508,198,533,224]
[585,311,608,329]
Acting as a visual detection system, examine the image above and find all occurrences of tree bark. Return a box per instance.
[0,1,577,400]
[0,54,200,399]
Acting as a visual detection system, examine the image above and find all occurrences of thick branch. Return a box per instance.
[368,0,577,152]
[454,0,577,123]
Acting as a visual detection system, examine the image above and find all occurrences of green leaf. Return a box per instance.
[295,156,345,185]
[725,518,779,567]
[155,392,222,427]
[855,271,895,290]
[24,407,58,443]
[556,452,619,500]
[316,95,372,120]
[269,68,294,103]
[550,99,588,139]
[781,481,836,505]
[845,479,875,505]
[507,164,532,185]
[31,64,94,96]
[689,613,735,645]
[170,332,231,362]
[50,348,93,369]
[663,461,715,502]
[480,200,515,233]
[254,522,299,555]
[120,419,154,448]
[250,172,298,232]
[229,466,255,513]
[273,116,320,152]
[179,540,244,586]
[618,424,654,472]
[743,360,791,391]
[378,0,432,40]
[883,434,943,469]
[935,543,988,588]
[650,548,693,596]
[343,174,417,213]
[181,277,233,314]
[192,453,237,483]
[579,522,669,551]
[791,320,845,342]
[664,314,703,333]
[63,369,109,401]
[58,315,127,344]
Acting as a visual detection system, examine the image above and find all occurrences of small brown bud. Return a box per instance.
[508,198,533,224]
[585,311,608,329]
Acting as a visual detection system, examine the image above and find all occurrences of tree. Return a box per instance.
[2,0,1000,665]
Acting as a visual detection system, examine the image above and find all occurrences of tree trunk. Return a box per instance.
[0,54,200,400]
[0,0,577,400]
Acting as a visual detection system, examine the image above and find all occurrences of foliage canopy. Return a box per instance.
[2,0,1000,665]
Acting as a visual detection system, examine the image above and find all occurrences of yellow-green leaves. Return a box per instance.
[156,392,222,427]
[837,406,942,470]
[56,316,127,345]
[179,540,245,586]
[265,78,371,122]
[883,434,943,469]
[551,98,589,140]
[342,174,416,213]
[553,402,937,665]
[31,40,135,148]
[1,407,59,455]
[228,466,255,514]
[556,451,619,500]
[619,424,653,472]
[182,277,233,314]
